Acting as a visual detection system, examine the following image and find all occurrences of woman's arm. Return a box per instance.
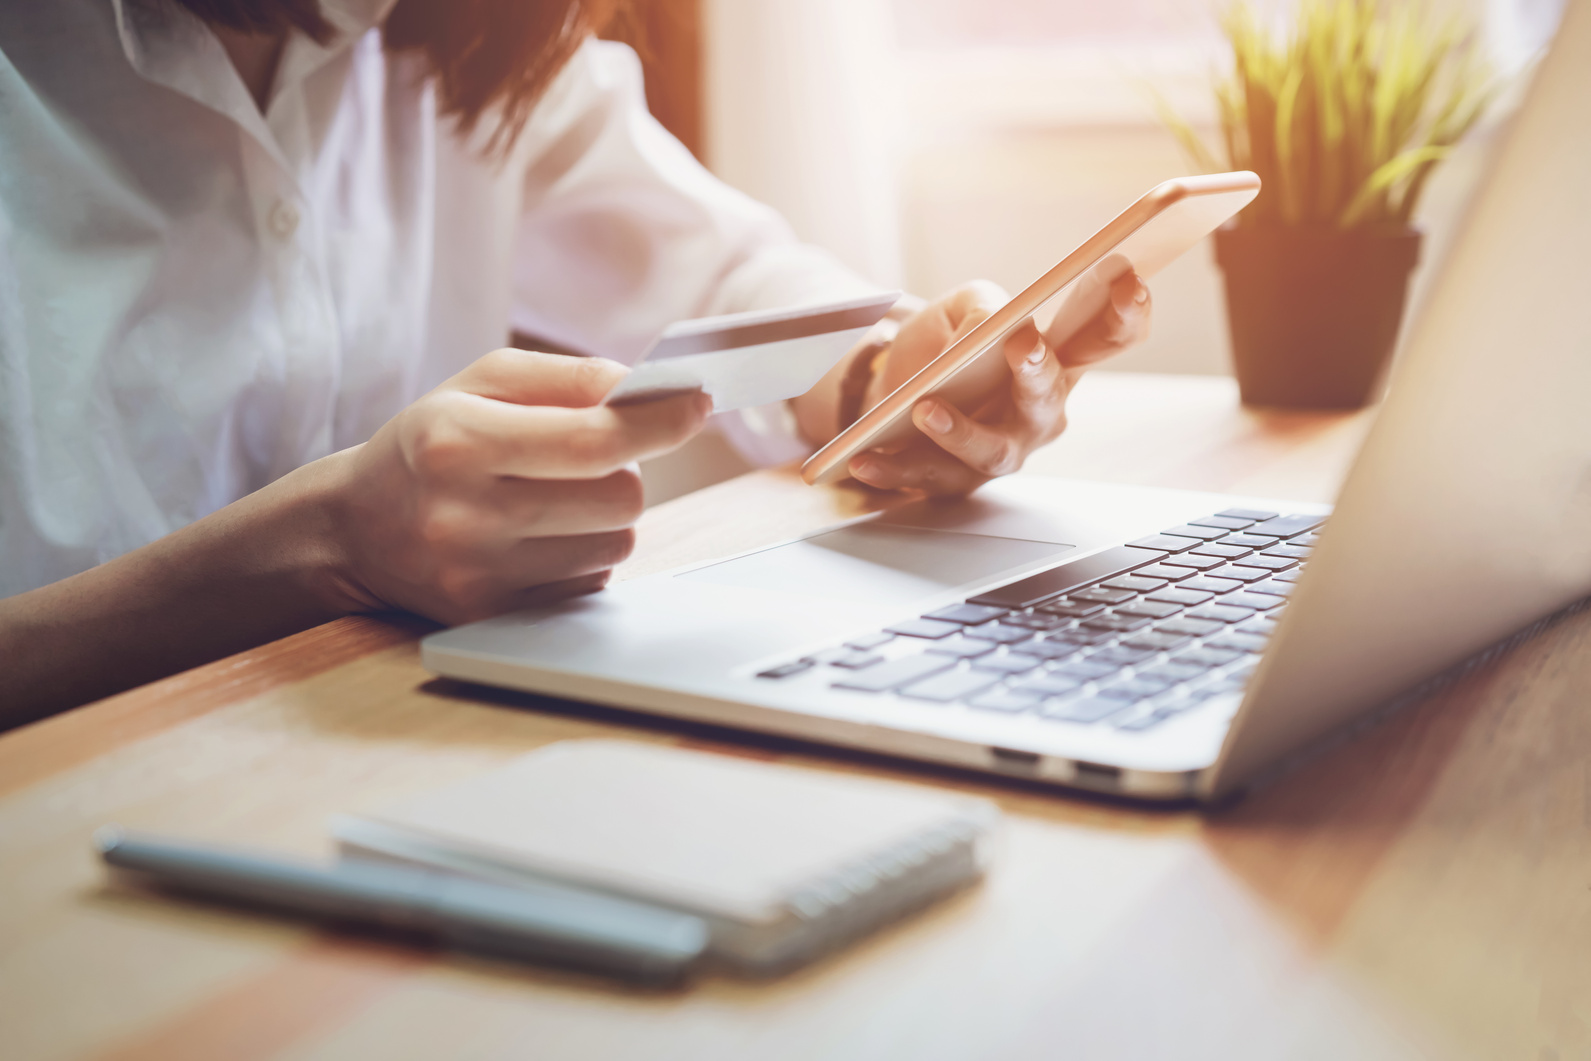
[0,351,709,729]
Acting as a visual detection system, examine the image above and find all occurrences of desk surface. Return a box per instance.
[3,372,1587,1061]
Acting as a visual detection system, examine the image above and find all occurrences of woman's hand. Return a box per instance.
[325,349,711,625]
[845,271,1151,494]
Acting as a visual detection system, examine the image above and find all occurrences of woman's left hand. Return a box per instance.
[847,271,1151,495]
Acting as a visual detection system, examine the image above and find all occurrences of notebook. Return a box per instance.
[332,740,1000,973]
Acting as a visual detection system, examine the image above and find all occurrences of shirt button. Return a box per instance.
[267,199,301,240]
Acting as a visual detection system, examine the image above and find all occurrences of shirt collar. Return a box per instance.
[108,0,397,169]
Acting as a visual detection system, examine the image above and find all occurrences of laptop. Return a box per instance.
[423,1,1591,803]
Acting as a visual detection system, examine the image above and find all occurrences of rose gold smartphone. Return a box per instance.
[800,172,1261,486]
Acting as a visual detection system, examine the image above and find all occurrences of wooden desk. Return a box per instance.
[4,372,1587,1061]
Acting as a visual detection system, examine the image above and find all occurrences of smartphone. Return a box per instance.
[799,172,1261,486]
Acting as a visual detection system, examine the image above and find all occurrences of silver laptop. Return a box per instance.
[424,1,1591,803]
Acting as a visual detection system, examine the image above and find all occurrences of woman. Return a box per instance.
[0,0,1150,725]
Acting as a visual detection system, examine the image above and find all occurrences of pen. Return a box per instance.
[95,826,708,986]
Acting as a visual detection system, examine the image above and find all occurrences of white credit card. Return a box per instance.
[604,292,902,412]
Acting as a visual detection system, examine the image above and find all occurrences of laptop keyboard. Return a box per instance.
[755,508,1324,734]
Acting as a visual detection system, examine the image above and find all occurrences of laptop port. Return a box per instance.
[1072,760,1122,789]
[988,747,1041,772]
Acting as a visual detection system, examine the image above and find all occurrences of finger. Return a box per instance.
[1055,272,1151,368]
[439,569,614,626]
[848,443,989,496]
[419,530,634,625]
[422,388,712,480]
[910,397,1027,478]
[1000,319,1065,422]
[447,349,628,408]
[489,466,646,539]
[511,570,613,609]
[505,527,638,586]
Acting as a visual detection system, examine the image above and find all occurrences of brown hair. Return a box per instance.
[173,0,621,151]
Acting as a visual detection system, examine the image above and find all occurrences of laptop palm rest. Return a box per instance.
[677,524,1074,608]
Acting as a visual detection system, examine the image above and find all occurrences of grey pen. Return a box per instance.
[95,826,708,986]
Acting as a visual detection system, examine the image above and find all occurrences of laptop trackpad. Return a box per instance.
[678,524,1073,607]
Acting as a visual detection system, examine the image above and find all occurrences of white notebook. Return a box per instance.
[333,740,999,973]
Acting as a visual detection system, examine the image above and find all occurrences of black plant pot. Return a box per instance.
[1214,224,1421,409]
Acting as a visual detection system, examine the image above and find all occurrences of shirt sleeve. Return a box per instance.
[506,38,883,466]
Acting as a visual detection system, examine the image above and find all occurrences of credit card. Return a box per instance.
[604,292,901,412]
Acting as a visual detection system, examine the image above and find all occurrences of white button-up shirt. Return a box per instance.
[0,0,875,596]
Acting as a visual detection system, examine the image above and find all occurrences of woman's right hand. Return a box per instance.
[323,349,711,625]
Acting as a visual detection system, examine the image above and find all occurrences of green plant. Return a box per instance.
[1159,0,1498,229]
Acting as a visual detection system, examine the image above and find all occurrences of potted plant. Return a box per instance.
[1160,0,1497,408]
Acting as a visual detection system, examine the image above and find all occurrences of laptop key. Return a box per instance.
[1172,647,1244,669]
[757,660,814,679]
[1246,514,1326,538]
[1127,534,1201,553]
[1272,569,1304,583]
[1189,515,1254,530]
[967,545,1167,609]
[998,612,1072,631]
[1121,631,1192,653]
[1040,696,1126,724]
[971,653,1042,675]
[832,654,954,692]
[1160,524,1229,541]
[925,602,1009,625]
[966,688,1042,713]
[1098,679,1165,702]
[1050,659,1119,681]
[1206,632,1269,654]
[1217,534,1274,550]
[1216,508,1278,522]
[899,669,1001,704]
[1191,542,1253,559]
[964,621,1037,644]
[1222,591,1284,612]
[1159,553,1226,570]
[844,631,895,651]
[886,618,962,640]
[1043,628,1114,646]
[1134,563,1197,582]
[1081,614,1153,633]
[1137,662,1207,684]
[925,636,998,659]
[812,648,887,668]
[1010,673,1084,697]
[1147,587,1214,607]
[1186,604,1254,624]
[1238,617,1281,637]
[1246,579,1294,598]
[1071,585,1136,605]
[1085,644,1157,667]
[1260,544,1311,560]
[1010,639,1085,661]
[1155,616,1225,638]
[1115,600,1181,620]
[1035,599,1106,618]
[1179,575,1243,594]
[1102,575,1168,593]
[1231,554,1298,572]
[1203,563,1271,583]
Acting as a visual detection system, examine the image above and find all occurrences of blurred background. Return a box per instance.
[614,0,1564,377]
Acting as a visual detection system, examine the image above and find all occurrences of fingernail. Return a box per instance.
[920,402,953,434]
[851,456,878,480]
[1134,279,1148,304]
[1025,339,1047,366]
